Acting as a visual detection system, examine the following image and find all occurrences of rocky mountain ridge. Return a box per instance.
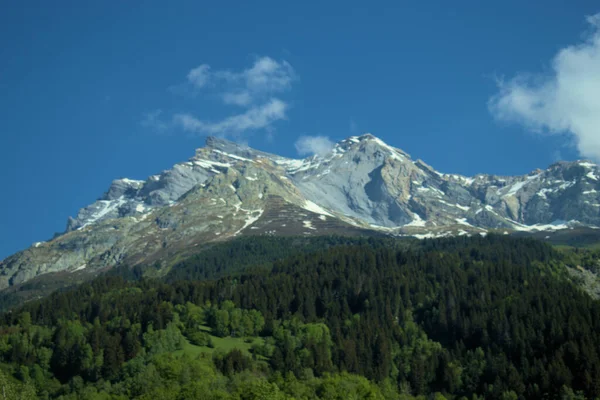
[2,134,599,291]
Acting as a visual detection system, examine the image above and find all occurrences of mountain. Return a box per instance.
[2,134,600,292]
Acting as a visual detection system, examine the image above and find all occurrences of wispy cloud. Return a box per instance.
[140,109,169,134]
[174,99,287,136]
[295,136,335,157]
[222,91,253,107]
[215,57,296,105]
[187,64,211,89]
[489,13,600,162]
[184,57,296,102]
[349,118,359,134]
[146,56,296,138]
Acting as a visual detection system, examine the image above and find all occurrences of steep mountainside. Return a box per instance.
[2,134,599,291]
[4,236,599,399]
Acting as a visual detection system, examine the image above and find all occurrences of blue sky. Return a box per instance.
[1,0,599,259]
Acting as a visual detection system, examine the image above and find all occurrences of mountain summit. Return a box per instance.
[2,134,599,291]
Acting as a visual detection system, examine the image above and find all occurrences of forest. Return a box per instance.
[0,235,599,399]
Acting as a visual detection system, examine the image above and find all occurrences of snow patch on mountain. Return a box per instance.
[303,220,317,230]
[79,197,127,230]
[405,213,427,227]
[71,264,87,272]
[234,209,264,236]
[511,220,579,232]
[212,149,254,163]
[302,200,333,217]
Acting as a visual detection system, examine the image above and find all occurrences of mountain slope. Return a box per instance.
[2,134,599,291]
[3,236,599,399]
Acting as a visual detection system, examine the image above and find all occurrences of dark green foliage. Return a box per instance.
[187,331,212,347]
[204,301,265,338]
[0,235,599,399]
[163,235,399,282]
[213,349,253,376]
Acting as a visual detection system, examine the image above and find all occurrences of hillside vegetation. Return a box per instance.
[1,235,599,399]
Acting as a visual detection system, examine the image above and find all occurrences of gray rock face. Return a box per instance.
[3,134,600,291]
[287,135,414,227]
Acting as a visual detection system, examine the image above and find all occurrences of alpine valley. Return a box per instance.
[2,134,600,295]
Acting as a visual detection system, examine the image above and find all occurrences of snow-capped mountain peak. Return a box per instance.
[2,134,600,292]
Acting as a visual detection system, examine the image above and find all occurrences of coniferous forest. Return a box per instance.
[1,235,600,399]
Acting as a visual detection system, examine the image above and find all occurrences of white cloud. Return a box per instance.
[242,57,295,94]
[149,56,296,138]
[187,64,211,88]
[184,56,296,106]
[295,136,335,157]
[174,98,287,136]
[222,91,253,106]
[140,109,168,133]
[489,13,600,162]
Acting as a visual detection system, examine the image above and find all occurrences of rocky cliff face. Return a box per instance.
[2,134,599,291]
